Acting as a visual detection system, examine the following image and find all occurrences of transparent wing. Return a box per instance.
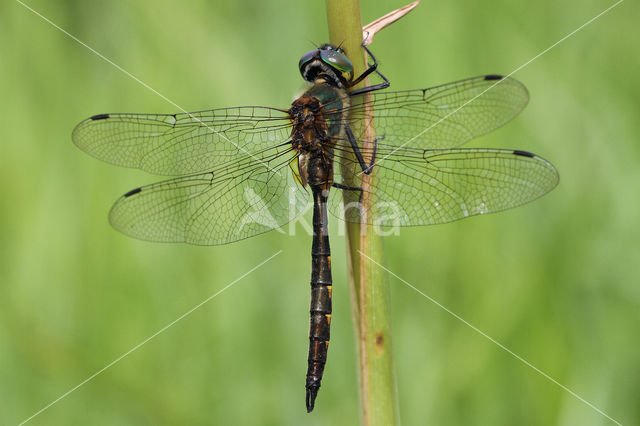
[344,75,529,150]
[331,143,558,226]
[72,107,293,175]
[108,146,310,245]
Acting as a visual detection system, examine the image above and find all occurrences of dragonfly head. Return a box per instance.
[299,44,354,89]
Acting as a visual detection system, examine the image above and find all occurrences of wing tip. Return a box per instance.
[72,114,110,144]
[484,74,504,81]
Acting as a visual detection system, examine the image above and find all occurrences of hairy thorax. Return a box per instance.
[289,83,350,190]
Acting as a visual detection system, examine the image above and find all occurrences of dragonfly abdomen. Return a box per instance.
[306,188,332,412]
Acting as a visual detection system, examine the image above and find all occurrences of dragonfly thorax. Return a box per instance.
[289,94,336,189]
[289,96,323,132]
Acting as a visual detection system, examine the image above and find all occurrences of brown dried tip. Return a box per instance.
[362,1,420,45]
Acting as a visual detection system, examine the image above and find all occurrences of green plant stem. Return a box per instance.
[325,2,400,425]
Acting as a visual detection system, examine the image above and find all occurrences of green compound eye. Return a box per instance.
[320,50,353,73]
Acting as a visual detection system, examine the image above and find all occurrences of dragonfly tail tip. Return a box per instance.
[306,387,318,412]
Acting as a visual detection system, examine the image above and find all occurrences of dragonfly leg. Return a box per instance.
[332,182,366,221]
[348,44,390,97]
[333,181,366,204]
[344,123,378,175]
[332,182,362,192]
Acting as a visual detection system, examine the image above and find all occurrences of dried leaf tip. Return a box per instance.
[362,1,420,45]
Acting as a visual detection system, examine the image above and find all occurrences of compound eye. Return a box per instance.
[299,50,318,71]
[320,50,353,73]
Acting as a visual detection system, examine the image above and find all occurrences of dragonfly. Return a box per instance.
[72,43,558,412]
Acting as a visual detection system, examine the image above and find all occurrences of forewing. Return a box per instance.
[72,107,293,175]
[108,148,309,245]
[332,144,558,226]
[346,75,529,150]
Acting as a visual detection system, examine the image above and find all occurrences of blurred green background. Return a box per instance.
[1,0,638,425]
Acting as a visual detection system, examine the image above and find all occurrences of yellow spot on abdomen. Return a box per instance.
[325,314,332,325]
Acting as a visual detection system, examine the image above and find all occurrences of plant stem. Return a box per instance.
[325,2,400,425]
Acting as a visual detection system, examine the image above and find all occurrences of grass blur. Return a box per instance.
[1,0,639,425]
